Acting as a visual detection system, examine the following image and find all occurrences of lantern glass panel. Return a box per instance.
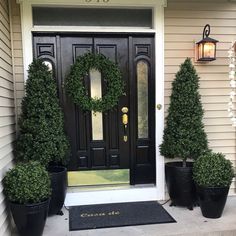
[198,43,203,59]
[203,42,215,59]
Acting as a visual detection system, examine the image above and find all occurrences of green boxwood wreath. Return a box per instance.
[65,53,124,113]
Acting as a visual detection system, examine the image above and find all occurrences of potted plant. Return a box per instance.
[193,151,234,218]
[160,58,208,210]
[3,161,51,236]
[16,59,69,215]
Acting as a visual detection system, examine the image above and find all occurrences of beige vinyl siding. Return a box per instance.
[165,0,236,194]
[0,0,15,235]
[11,0,24,118]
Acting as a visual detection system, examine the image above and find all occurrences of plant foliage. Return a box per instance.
[160,58,208,162]
[65,52,124,113]
[16,59,69,167]
[3,161,51,204]
[193,151,234,187]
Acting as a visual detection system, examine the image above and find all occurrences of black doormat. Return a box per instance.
[69,201,176,231]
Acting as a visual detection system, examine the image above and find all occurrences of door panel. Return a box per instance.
[33,34,155,185]
[60,36,130,171]
[61,37,93,171]
[95,37,130,169]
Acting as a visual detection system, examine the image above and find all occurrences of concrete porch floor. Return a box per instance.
[13,196,236,236]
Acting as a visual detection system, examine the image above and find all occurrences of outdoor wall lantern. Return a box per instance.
[196,24,218,62]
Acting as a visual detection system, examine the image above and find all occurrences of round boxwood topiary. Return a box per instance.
[3,161,51,204]
[193,151,234,187]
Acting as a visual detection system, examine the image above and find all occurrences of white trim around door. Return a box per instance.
[18,0,167,204]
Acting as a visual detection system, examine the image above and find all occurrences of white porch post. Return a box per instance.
[154,3,166,200]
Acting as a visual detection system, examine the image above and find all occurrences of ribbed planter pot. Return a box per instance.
[10,199,50,236]
[48,166,67,215]
[196,185,229,218]
[165,162,197,210]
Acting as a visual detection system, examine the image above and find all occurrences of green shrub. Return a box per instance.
[3,161,51,204]
[16,59,69,167]
[193,151,234,187]
[160,58,208,166]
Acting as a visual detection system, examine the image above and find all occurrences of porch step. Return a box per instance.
[65,186,157,206]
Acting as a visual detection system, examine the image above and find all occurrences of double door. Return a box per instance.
[33,34,155,185]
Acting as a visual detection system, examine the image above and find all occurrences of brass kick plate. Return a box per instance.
[68,169,130,187]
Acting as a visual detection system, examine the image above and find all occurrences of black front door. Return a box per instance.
[33,34,155,185]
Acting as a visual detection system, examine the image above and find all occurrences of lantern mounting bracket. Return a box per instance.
[203,24,210,39]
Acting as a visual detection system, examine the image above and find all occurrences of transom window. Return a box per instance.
[32,7,153,28]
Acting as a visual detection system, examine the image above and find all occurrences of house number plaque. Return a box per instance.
[85,0,110,2]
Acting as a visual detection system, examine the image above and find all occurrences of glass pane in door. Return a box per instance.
[90,69,103,140]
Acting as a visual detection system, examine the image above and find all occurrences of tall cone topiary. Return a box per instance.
[16,59,69,167]
[160,58,208,166]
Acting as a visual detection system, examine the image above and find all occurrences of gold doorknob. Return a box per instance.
[156,104,162,110]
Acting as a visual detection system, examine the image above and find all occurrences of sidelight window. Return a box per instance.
[137,60,149,139]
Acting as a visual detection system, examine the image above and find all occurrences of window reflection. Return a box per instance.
[43,60,53,72]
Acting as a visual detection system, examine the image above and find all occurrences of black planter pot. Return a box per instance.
[196,185,229,218]
[10,199,50,236]
[48,166,67,215]
[165,162,197,210]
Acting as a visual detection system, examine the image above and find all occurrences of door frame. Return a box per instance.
[18,0,166,201]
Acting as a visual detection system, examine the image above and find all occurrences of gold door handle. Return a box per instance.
[122,114,128,125]
[122,107,128,142]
